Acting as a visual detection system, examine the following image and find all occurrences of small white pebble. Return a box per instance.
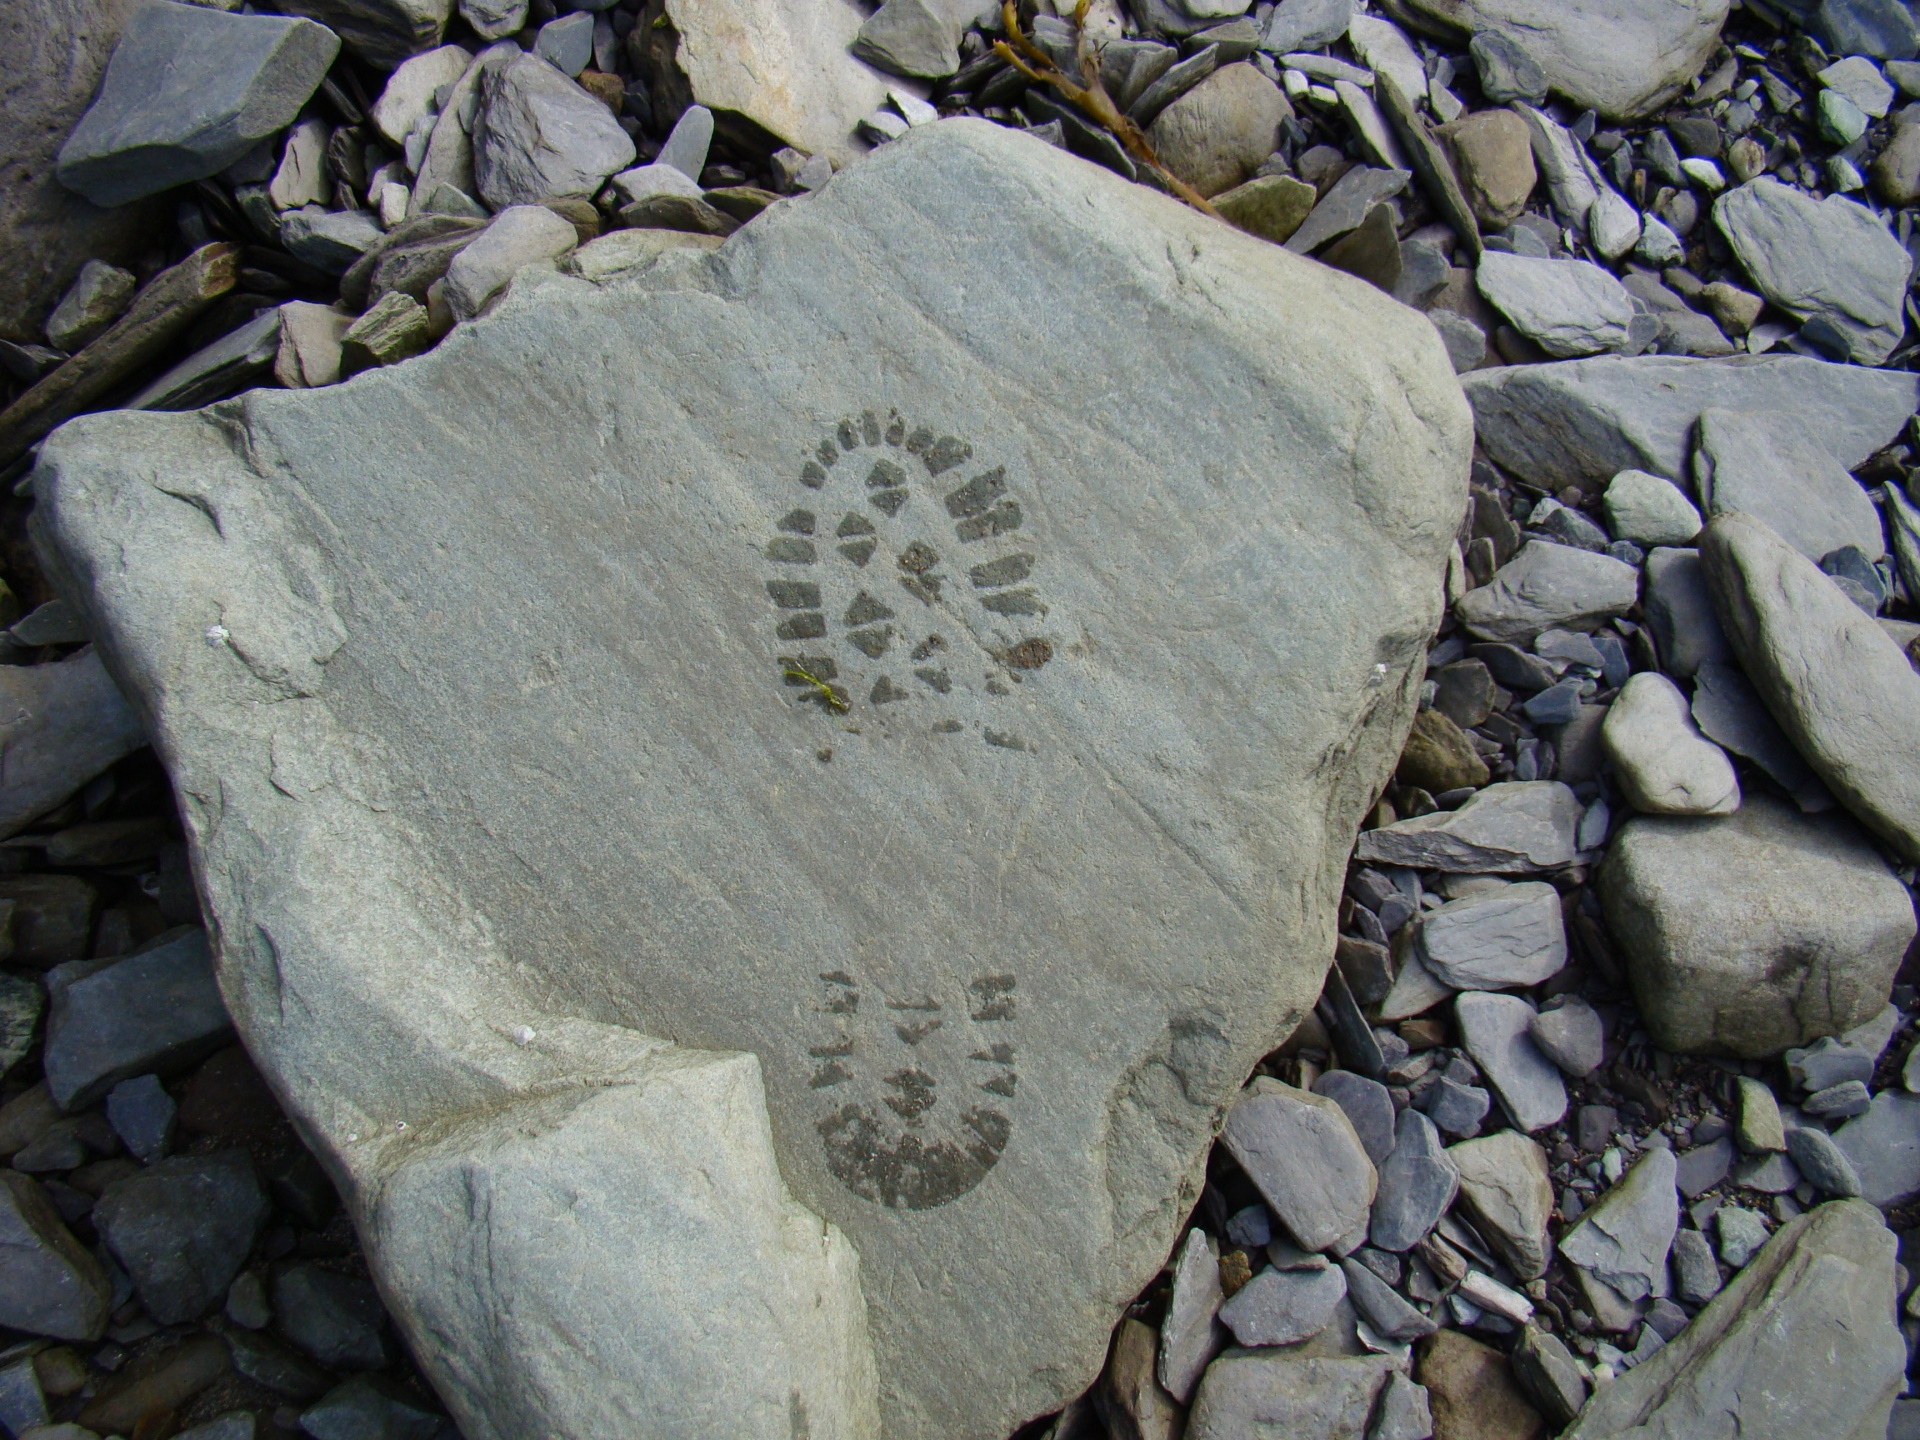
[204,623,229,647]
[510,1024,536,1045]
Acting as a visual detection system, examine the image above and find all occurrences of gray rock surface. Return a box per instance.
[1833,1090,1920,1206]
[0,650,149,839]
[1601,671,1739,815]
[0,0,163,346]
[1356,781,1580,873]
[268,0,450,69]
[1785,1126,1863,1196]
[1369,1108,1458,1251]
[42,930,231,1111]
[281,209,386,275]
[93,1150,270,1324]
[1561,1147,1678,1303]
[46,261,137,353]
[1261,0,1354,53]
[1341,1257,1437,1341]
[657,0,894,165]
[274,1264,388,1369]
[1455,541,1639,642]
[1226,1080,1381,1253]
[1713,178,1911,365]
[1456,992,1567,1133]
[0,1170,110,1341]
[1670,1228,1721,1303]
[1675,1137,1736,1200]
[1411,881,1566,989]
[56,1,340,208]
[1315,1070,1397,1168]
[1599,794,1911,1057]
[31,122,1471,1440]
[1715,1205,1770,1267]
[1475,252,1635,357]
[1601,470,1700,547]
[1400,0,1727,119]
[853,0,968,80]
[471,53,636,209]
[1448,1130,1553,1278]
[1461,355,1919,493]
[1643,546,1733,681]
[1563,1201,1902,1440]
[1690,660,1831,812]
[1703,511,1920,861]
[1219,1262,1349,1345]
[444,205,578,320]
[1694,408,1885,562]
[297,1375,453,1440]
[1185,1351,1402,1440]
[106,1072,177,1162]
[1529,994,1604,1076]
[1158,1228,1225,1404]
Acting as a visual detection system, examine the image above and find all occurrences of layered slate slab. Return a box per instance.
[34,121,1471,1440]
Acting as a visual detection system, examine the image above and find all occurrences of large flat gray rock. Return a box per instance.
[1564,1200,1903,1440]
[1598,793,1912,1057]
[1474,252,1634,357]
[55,1,340,208]
[30,121,1471,1440]
[1713,178,1912,367]
[1702,511,1920,861]
[1462,355,1919,492]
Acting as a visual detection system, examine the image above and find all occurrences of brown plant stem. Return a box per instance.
[992,0,1222,219]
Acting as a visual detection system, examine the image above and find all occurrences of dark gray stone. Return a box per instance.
[1690,661,1831,812]
[299,1375,453,1440]
[1218,1262,1348,1345]
[1225,1080,1380,1253]
[0,1169,110,1340]
[1314,1071,1396,1168]
[1369,1108,1458,1251]
[56,2,340,207]
[275,1264,389,1370]
[227,1327,334,1402]
[1671,1227,1722,1303]
[1421,1075,1492,1136]
[1643,547,1732,681]
[1817,0,1919,64]
[106,1073,177,1162]
[1456,992,1567,1133]
[1472,30,1549,103]
[0,652,148,840]
[1339,1257,1436,1340]
[1284,165,1410,256]
[1803,1080,1872,1120]
[42,930,232,1111]
[271,0,451,69]
[1461,356,1920,494]
[93,1150,270,1324]
[1675,1138,1734,1198]
[1356,781,1581,872]
[1787,1036,1875,1092]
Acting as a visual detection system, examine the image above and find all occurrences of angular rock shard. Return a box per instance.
[56,1,341,208]
[30,122,1471,1440]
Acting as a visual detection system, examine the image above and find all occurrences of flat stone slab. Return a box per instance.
[1461,355,1919,493]
[32,121,1470,1440]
